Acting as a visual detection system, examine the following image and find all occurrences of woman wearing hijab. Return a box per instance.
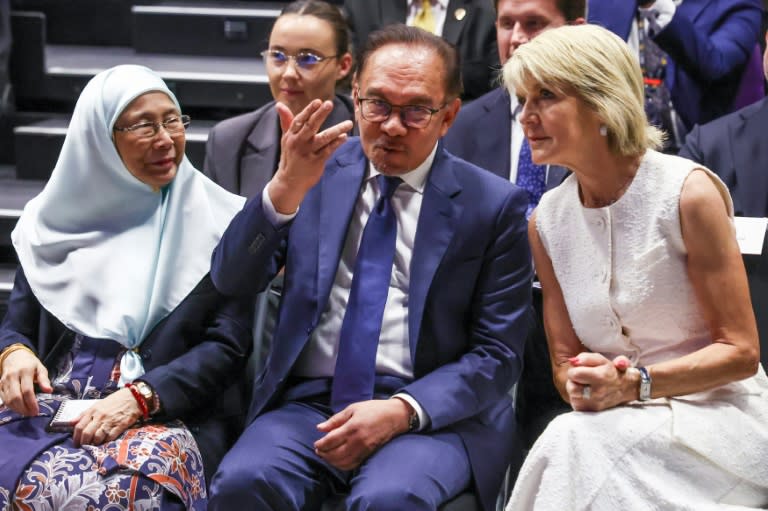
[0,65,251,510]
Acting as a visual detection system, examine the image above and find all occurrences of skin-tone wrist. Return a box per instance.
[391,396,415,434]
[623,367,642,402]
[267,177,311,215]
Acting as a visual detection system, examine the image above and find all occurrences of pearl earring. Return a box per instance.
[599,125,608,137]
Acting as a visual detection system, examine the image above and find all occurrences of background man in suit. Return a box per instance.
[444,0,585,451]
[443,0,583,188]
[588,0,764,151]
[344,0,499,100]
[208,25,532,511]
[679,31,768,218]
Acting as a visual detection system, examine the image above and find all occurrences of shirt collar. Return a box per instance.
[410,0,448,9]
[509,89,520,119]
[367,142,437,194]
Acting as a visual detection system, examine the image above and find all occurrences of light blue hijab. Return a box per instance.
[12,65,245,382]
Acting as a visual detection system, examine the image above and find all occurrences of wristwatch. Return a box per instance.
[133,380,159,415]
[637,367,652,401]
[408,409,420,432]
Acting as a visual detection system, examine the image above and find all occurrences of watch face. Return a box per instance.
[136,382,153,400]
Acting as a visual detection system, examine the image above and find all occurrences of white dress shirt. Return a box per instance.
[262,143,439,427]
[406,0,449,36]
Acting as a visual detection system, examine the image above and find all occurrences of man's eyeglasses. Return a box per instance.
[114,115,191,139]
[357,95,446,129]
[261,49,337,71]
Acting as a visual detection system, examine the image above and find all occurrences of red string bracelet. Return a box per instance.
[125,382,150,421]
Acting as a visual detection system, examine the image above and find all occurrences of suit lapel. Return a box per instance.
[442,0,468,45]
[733,100,768,217]
[315,145,367,322]
[409,147,463,363]
[587,0,635,40]
[241,107,280,197]
[484,90,512,179]
[382,0,408,25]
[545,165,570,190]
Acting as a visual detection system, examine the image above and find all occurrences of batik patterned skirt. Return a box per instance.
[0,334,206,510]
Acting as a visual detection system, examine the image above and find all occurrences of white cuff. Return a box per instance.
[639,0,676,34]
[393,393,429,431]
[262,182,298,227]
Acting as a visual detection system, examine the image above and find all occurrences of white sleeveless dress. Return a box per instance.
[507,150,768,510]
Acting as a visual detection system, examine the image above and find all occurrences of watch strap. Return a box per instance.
[637,366,652,401]
[408,409,420,432]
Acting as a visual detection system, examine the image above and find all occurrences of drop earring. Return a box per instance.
[599,125,608,137]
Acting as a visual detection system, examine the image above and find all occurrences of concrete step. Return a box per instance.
[133,1,286,58]
[11,0,133,46]
[11,11,272,112]
[0,173,45,255]
[0,263,14,320]
[13,117,216,181]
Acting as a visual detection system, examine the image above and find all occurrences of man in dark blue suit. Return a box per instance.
[444,0,585,451]
[679,32,768,218]
[588,0,764,139]
[208,25,532,511]
[444,0,584,186]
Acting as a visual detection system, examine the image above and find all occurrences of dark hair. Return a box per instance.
[278,0,352,58]
[356,24,463,98]
[493,0,586,23]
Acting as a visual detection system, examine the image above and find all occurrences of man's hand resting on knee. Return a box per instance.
[314,398,413,470]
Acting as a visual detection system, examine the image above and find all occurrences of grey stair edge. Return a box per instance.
[133,5,282,16]
[0,265,15,292]
[45,45,269,83]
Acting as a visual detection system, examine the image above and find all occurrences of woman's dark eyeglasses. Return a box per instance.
[357,95,446,129]
[114,115,191,139]
[261,49,337,70]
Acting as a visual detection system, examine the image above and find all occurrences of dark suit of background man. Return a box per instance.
[444,0,585,451]
[679,32,768,218]
[0,0,12,117]
[208,25,532,511]
[588,0,764,138]
[344,0,499,100]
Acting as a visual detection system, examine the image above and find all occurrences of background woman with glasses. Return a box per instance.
[204,0,354,199]
[0,65,252,510]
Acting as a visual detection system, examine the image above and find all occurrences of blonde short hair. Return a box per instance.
[503,24,663,157]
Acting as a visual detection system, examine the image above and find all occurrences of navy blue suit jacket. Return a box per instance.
[679,96,768,217]
[0,270,253,480]
[443,87,570,188]
[588,0,763,130]
[211,138,533,511]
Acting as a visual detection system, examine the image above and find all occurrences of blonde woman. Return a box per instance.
[505,24,768,509]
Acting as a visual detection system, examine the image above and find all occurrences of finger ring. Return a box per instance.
[582,385,592,400]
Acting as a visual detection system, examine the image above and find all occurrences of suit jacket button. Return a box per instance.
[142,349,152,360]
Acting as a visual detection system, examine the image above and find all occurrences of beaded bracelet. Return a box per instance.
[125,382,150,421]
